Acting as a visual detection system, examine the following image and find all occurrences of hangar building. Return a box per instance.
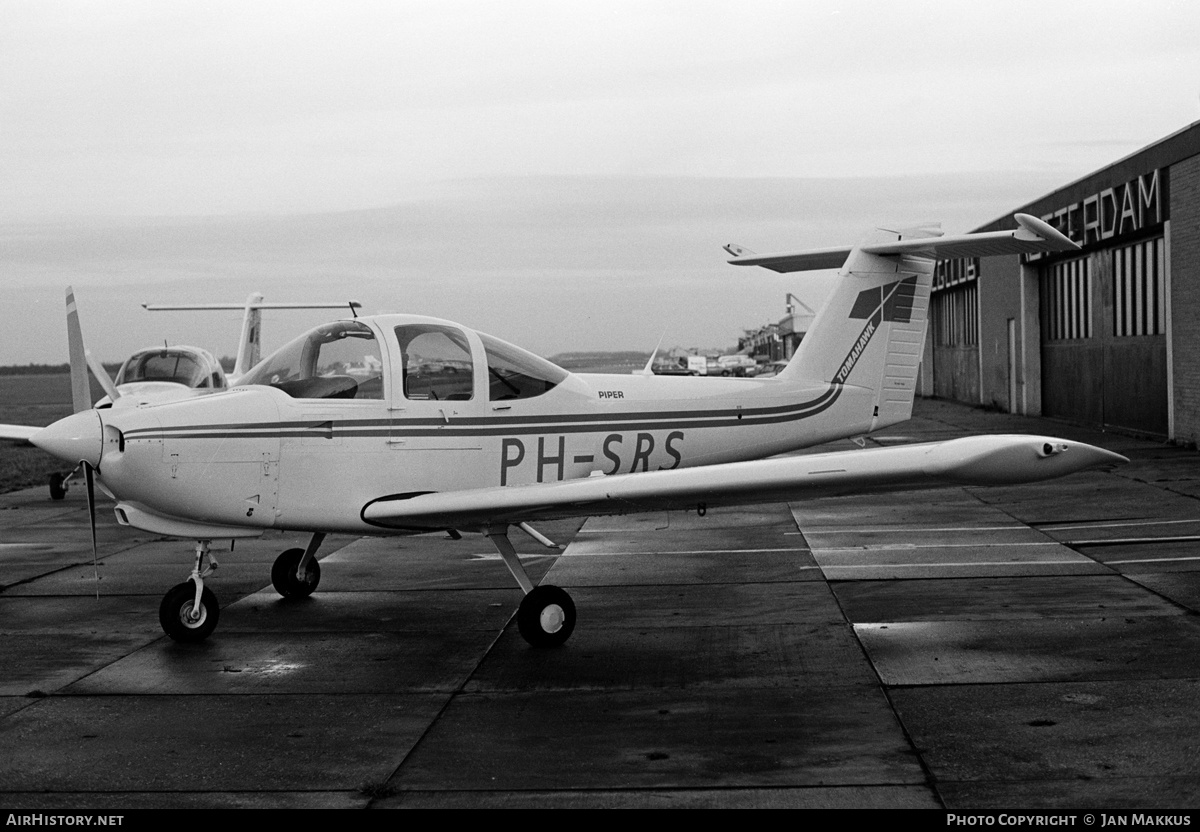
[924,120,1200,443]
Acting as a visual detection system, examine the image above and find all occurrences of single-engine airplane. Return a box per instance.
[20,213,1127,647]
[2,292,360,498]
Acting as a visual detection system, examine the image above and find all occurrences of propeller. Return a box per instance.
[65,287,112,597]
[83,460,101,600]
[65,288,92,414]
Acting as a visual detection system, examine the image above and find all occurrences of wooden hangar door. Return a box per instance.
[1039,240,1167,437]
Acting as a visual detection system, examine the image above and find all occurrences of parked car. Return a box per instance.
[716,354,757,376]
[755,360,790,379]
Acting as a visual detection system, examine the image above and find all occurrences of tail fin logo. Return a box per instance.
[833,276,918,385]
[849,276,918,324]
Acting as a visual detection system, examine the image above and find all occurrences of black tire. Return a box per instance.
[48,472,67,501]
[159,581,219,643]
[271,548,320,598]
[517,585,576,648]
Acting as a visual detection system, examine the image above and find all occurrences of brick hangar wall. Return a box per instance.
[1170,152,1200,444]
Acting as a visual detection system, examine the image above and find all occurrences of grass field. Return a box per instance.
[0,374,96,495]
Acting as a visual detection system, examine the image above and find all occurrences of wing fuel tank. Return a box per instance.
[920,434,1127,485]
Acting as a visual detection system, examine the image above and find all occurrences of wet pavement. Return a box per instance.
[2,397,1199,809]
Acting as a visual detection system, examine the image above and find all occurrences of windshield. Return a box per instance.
[240,321,384,400]
[116,349,219,388]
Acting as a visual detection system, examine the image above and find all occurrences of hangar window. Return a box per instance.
[1043,257,1092,341]
[933,284,977,347]
[1113,237,1165,337]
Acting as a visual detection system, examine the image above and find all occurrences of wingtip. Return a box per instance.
[1015,213,1080,251]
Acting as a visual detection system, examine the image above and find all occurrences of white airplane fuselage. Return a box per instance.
[94,356,875,536]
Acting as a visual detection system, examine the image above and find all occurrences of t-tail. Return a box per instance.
[142,294,364,380]
[726,213,1079,433]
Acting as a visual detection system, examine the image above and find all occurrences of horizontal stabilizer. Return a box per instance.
[728,213,1078,273]
[143,301,363,311]
[726,244,852,273]
[362,435,1126,532]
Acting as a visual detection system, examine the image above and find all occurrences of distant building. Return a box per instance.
[926,120,1200,442]
[740,294,816,361]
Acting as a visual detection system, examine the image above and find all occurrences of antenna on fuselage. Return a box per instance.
[635,333,667,376]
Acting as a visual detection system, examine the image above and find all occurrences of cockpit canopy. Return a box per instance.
[239,317,569,402]
[116,347,227,389]
[239,320,384,400]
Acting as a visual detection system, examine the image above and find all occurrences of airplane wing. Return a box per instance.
[727,213,1077,273]
[362,434,1126,532]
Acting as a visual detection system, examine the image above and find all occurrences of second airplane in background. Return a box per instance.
[8,292,360,498]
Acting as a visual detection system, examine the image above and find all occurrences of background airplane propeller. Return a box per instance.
[66,286,120,412]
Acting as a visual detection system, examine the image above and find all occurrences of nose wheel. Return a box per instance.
[159,581,220,643]
[158,539,221,642]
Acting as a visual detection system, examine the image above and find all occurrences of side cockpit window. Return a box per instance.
[394,324,474,401]
[240,321,384,400]
[479,332,568,401]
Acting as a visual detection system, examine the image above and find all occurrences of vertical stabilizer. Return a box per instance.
[726,212,1079,434]
[778,230,936,431]
[233,292,266,378]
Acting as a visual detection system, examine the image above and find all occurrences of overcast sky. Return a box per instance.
[3,0,1199,364]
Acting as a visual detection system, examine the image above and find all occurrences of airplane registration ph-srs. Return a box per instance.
[19,213,1127,647]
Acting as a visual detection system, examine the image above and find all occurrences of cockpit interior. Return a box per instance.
[238,318,568,403]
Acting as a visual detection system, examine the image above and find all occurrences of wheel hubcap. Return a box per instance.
[540,603,565,634]
[180,603,206,628]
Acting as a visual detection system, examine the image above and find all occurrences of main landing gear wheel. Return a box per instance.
[159,581,220,643]
[271,548,321,598]
[517,585,576,648]
[48,472,67,501]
